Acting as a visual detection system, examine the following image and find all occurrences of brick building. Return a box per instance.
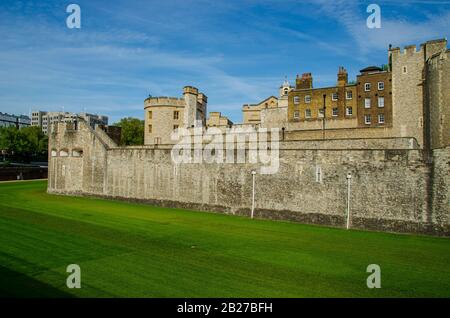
[287,67,358,124]
[356,66,392,127]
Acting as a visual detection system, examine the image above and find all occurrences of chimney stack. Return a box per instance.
[296,73,313,89]
[337,66,348,87]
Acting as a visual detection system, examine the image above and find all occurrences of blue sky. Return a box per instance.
[0,0,449,124]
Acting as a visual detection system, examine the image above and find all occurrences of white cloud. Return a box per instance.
[305,0,449,57]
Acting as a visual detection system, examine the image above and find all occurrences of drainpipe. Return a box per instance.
[322,94,327,140]
[251,170,256,219]
[346,173,352,229]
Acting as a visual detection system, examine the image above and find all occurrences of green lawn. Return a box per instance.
[0,180,449,297]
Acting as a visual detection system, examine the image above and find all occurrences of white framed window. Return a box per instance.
[51,149,57,157]
[305,109,311,118]
[364,115,371,125]
[378,114,385,124]
[365,98,371,108]
[318,108,324,118]
[346,91,353,100]
[364,83,371,91]
[346,107,353,116]
[332,93,338,101]
[378,97,385,108]
[378,82,384,90]
[293,111,299,119]
[293,96,300,104]
[332,107,338,117]
[304,95,311,103]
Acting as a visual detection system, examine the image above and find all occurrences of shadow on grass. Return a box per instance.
[0,266,74,298]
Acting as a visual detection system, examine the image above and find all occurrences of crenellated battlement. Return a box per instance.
[389,38,447,57]
[144,96,185,108]
[389,44,423,56]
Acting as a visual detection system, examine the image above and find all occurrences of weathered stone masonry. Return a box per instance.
[48,121,449,236]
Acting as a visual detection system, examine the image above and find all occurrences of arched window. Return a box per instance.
[51,149,57,157]
[60,149,69,157]
[72,149,83,157]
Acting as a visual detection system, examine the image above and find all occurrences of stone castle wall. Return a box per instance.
[427,50,450,149]
[48,121,449,236]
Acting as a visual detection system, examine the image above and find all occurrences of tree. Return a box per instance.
[0,126,48,163]
[113,117,144,146]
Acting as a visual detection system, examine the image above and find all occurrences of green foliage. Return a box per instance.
[381,64,389,71]
[0,126,48,162]
[113,117,144,146]
[1,180,449,297]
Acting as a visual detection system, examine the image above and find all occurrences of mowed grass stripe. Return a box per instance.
[0,180,449,297]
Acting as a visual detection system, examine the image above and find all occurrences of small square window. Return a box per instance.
[332,108,338,117]
[378,114,385,124]
[365,98,371,108]
[378,82,384,90]
[304,95,311,103]
[364,83,371,91]
[318,108,324,118]
[364,115,371,125]
[173,124,179,130]
[346,91,353,100]
[305,109,311,118]
[378,97,385,108]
